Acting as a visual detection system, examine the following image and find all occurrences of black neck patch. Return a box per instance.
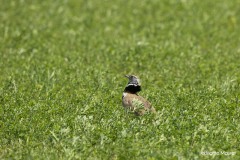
[124,85,141,93]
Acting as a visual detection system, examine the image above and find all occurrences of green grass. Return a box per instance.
[1,0,240,159]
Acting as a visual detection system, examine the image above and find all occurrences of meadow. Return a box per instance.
[0,0,240,159]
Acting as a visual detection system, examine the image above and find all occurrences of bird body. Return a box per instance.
[122,75,156,116]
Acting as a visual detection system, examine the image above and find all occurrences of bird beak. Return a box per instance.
[125,75,130,78]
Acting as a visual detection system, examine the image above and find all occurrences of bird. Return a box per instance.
[122,75,156,116]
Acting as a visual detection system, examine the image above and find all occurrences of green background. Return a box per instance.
[1,0,240,159]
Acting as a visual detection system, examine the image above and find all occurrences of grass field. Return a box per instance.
[1,0,240,159]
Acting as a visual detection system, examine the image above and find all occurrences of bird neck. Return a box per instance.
[124,85,141,94]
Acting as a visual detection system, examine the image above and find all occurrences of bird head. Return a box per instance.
[124,75,141,93]
[125,75,141,86]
